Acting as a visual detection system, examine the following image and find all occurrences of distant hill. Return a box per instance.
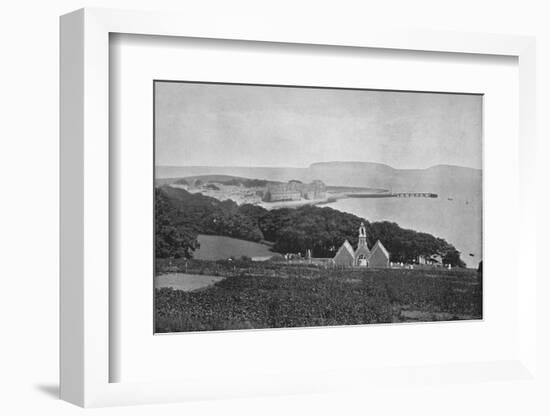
[308,162,481,197]
[175,174,253,184]
[160,174,281,188]
[156,166,308,182]
[157,162,481,197]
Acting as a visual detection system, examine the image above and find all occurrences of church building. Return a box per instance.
[333,223,390,268]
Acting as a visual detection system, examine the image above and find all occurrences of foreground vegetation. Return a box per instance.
[155,259,481,332]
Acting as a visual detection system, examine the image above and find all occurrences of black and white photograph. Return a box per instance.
[153,81,483,332]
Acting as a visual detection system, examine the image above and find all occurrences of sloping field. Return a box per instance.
[193,234,274,260]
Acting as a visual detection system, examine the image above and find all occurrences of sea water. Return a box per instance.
[326,196,482,268]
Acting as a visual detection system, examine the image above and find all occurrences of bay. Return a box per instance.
[326,195,482,268]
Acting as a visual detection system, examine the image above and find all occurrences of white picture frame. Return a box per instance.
[60,8,538,408]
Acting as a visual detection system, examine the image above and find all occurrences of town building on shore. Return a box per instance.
[263,180,326,202]
[333,222,390,268]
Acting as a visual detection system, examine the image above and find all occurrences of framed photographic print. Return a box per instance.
[153,81,483,333]
[60,8,539,408]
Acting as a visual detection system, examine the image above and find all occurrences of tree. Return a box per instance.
[155,189,199,258]
[443,248,466,268]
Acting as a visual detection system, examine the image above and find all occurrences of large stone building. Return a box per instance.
[333,223,390,268]
[264,181,302,202]
[263,180,326,202]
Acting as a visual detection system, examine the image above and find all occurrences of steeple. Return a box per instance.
[358,222,367,248]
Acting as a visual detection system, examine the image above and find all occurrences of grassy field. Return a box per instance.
[155,259,482,333]
[192,234,274,260]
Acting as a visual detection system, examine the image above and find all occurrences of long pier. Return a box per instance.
[392,192,438,198]
[347,192,438,199]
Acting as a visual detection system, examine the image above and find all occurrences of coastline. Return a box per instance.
[257,189,414,210]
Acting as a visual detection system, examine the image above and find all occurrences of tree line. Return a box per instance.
[155,186,465,267]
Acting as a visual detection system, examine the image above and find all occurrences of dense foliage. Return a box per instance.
[158,185,264,242]
[155,188,199,258]
[156,186,466,266]
[155,260,481,332]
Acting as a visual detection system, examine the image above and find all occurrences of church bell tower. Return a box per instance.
[358,222,367,248]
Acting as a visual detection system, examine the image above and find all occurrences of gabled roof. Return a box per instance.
[334,239,355,259]
[371,240,390,258]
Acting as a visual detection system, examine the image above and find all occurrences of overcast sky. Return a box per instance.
[155,81,482,170]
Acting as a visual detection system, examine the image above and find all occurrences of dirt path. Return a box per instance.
[155,273,225,291]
